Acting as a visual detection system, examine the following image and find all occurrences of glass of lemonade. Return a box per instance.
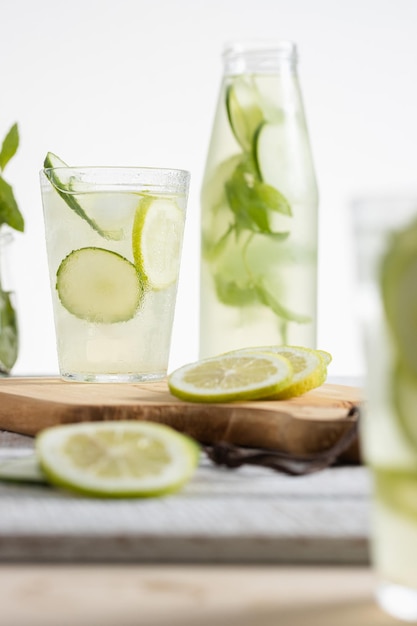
[352,196,417,621]
[40,159,190,383]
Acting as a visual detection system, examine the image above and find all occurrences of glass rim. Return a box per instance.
[40,165,190,195]
[41,165,190,177]
[223,39,297,60]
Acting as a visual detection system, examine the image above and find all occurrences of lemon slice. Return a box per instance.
[132,195,185,290]
[226,345,329,399]
[168,352,293,403]
[36,421,200,498]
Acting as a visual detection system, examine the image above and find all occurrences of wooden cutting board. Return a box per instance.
[0,377,362,462]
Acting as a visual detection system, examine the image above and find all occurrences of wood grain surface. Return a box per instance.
[0,378,362,460]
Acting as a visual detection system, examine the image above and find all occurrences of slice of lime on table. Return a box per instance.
[226,345,330,399]
[56,247,143,323]
[168,352,294,403]
[132,195,185,289]
[35,421,200,498]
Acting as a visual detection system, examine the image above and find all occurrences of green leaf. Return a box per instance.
[225,158,292,236]
[214,274,258,306]
[256,282,311,324]
[0,288,18,373]
[258,182,292,217]
[0,123,19,172]
[0,176,24,231]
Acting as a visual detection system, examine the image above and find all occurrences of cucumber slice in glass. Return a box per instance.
[226,77,264,152]
[56,247,144,323]
[43,152,122,240]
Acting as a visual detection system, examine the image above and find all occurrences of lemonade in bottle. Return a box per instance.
[200,41,318,357]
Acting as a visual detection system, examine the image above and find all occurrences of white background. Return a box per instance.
[1,0,416,378]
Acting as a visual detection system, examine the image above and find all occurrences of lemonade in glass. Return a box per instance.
[40,155,190,382]
[353,196,417,621]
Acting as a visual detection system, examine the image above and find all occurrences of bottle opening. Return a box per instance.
[223,40,297,74]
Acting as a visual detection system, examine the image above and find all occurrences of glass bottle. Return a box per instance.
[200,41,318,357]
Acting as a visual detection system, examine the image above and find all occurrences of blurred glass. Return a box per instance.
[352,195,417,621]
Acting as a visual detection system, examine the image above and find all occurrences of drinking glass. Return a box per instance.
[352,195,417,621]
[40,166,190,383]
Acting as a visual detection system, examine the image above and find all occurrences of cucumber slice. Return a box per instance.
[254,122,293,212]
[56,247,143,323]
[132,195,185,290]
[0,455,47,484]
[226,77,264,152]
[43,152,122,241]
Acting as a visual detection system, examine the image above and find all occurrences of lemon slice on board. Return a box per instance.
[226,345,330,399]
[36,421,200,498]
[132,195,185,290]
[168,352,293,403]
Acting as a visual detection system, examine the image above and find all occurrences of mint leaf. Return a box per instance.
[0,176,24,231]
[0,287,18,373]
[214,274,257,307]
[0,123,19,172]
[256,282,311,323]
[225,158,292,236]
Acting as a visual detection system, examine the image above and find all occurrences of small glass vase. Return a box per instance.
[0,230,19,375]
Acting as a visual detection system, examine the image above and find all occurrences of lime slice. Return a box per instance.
[316,349,332,367]
[226,76,264,152]
[226,345,329,399]
[168,352,293,403]
[132,195,185,289]
[35,421,200,498]
[56,247,143,323]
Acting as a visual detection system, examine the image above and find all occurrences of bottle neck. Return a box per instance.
[223,40,297,75]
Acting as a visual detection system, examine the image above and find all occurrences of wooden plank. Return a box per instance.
[0,378,362,459]
[0,565,393,626]
[0,431,370,564]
